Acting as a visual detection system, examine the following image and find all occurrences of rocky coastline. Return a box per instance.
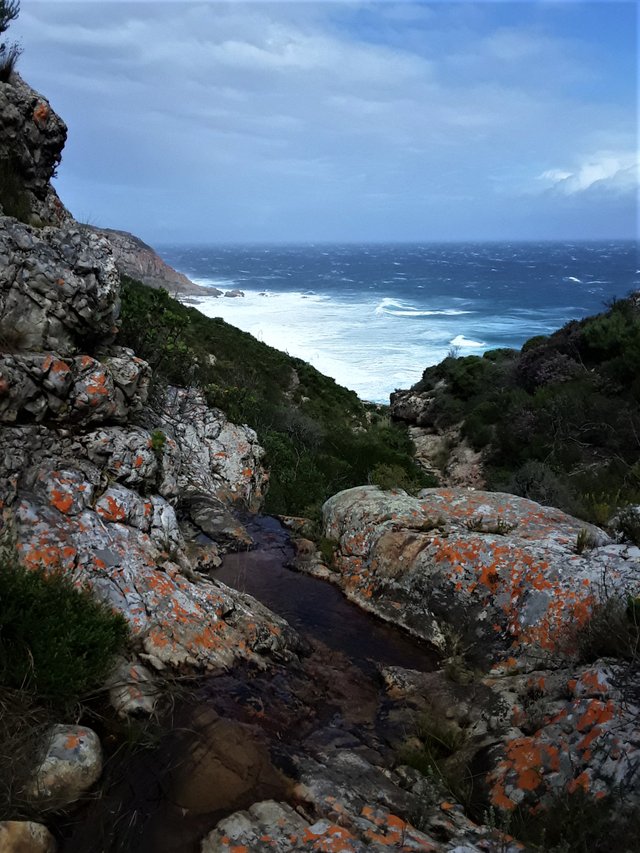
[1,72,639,853]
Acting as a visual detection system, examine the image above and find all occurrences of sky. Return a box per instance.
[11,1,639,244]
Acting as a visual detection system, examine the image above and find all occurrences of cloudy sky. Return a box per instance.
[12,1,638,244]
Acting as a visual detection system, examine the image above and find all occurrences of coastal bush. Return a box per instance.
[0,543,128,709]
[397,712,471,806]
[118,277,432,516]
[502,788,640,853]
[408,294,640,525]
[577,595,640,663]
[616,506,640,546]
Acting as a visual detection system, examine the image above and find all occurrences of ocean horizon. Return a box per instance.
[158,240,639,403]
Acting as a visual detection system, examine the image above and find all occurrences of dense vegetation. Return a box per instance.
[408,294,640,525]
[0,542,128,709]
[118,277,433,517]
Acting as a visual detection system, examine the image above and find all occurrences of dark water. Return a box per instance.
[213,515,438,674]
[58,517,438,852]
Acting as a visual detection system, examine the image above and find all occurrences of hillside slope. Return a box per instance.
[391,293,640,526]
[117,276,432,517]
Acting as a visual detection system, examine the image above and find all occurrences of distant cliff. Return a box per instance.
[82,225,216,297]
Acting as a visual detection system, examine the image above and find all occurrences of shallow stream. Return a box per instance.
[213,514,438,674]
[58,515,438,853]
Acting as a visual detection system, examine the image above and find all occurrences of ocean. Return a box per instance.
[157,242,638,403]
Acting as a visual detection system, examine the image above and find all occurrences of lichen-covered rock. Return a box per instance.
[10,467,301,670]
[27,725,102,811]
[201,754,522,852]
[0,351,150,425]
[158,386,268,510]
[107,658,159,717]
[0,74,70,225]
[323,486,637,667]
[0,218,119,354]
[485,661,640,812]
[0,821,57,853]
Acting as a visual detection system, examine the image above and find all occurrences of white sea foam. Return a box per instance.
[374,297,472,317]
[449,334,486,348]
[191,285,473,401]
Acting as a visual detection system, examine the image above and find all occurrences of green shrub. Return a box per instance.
[406,295,640,525]
[0,1,21,84]
[0,545,128,708]
[616,506,640,546]
[504,788,640,853]
[0,41,20,82]
[317,536,338,566]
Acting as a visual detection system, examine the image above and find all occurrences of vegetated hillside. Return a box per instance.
[117,277,433,517]
[405,293,640,525]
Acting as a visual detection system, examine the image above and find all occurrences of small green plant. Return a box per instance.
[502,788,640,853]
[575,528,598,554]
[150,428,167,457]
[0,543,129,708]
[463,515,517,535]
[397,711,471,805]
[0,2,21,83]
[317,536,338,566]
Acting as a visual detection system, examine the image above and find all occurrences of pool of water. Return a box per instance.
[212,514,439,674]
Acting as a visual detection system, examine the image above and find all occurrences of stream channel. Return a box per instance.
[59,515,439,853]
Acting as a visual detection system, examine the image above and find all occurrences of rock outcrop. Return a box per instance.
[320,485,640,814]
[82,225,214,297]
[0,821,56,853]
[0,74,70,226]
[0,80,294,675]
[27,725,102,811]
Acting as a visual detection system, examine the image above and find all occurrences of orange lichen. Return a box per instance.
[97,495,127,522]
[63,733,82,750]
[577,699,615,732]
[33,102,49,125]
[50,488,73,513]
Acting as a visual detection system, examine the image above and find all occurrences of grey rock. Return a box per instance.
[27,725,102,811]
[0,821,57,853]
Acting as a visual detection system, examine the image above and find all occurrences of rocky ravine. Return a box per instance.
[2,73,639,853]
[0,73,524,853]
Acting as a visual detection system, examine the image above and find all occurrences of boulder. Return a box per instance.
[0,821,56,853]
[27,725,102,811]
[322,486,637,668]
[0,218,120,354]
[107,659,159,718]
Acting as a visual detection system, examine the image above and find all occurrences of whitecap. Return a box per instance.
[563,276,582,283]
[450,334,486,348]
